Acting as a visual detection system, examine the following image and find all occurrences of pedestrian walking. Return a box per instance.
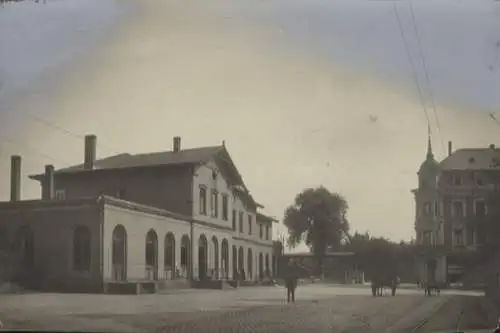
[284,259,299,303]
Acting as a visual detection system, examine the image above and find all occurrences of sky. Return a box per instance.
[1,0,500,252]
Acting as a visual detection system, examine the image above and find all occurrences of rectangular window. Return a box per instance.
[55,189,66,200]
[474,200,487,217]
[422,231,432,245]
[199,186,207,215]
[211,189,218,218]
[453,174,462,186]
[454,229,464,246]
[259,224,263,239]
[475,173,485,186]
[452,201,464,217]
[434,201,439,217]
[222,194,229,221]
[266,226,270,240]
[423,202,431,215]
[466,226,475,246]
[248,215,253,235]
[232,210,237,230]
[239,211,244,232]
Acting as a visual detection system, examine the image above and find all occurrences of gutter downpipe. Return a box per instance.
[190,165,195,285]
[99,196,105,293]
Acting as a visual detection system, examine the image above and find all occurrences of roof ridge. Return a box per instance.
[132,144,223,157]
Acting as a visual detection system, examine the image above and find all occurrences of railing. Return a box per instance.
[112,264,125,281]
[164,269,173,280]
[145,265,158,280]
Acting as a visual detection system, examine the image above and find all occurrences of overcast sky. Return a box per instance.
[1,0,500,251]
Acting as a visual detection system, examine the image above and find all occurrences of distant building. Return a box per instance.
[412,136,500,285]
[0,135,277,293]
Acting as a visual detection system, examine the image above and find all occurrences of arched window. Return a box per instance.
[145,229,159,280]
[73,226,91,271]
[247,248,253,279]
[164,233,175,280]
[112,225,127,281]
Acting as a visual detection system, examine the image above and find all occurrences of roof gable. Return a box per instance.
[209,147,261,209]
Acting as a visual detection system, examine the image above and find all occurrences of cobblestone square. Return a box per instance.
[0,285,486,332]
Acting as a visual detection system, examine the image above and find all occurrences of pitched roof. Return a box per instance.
[30,146,223,177]
[256,212,278,223]
[28,144,261,208]
[439,147,500,171]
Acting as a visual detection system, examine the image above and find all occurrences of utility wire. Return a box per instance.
[393,3,432,130]
[0,135,62,164]
[20,110,121,156]
[408,0,445,157]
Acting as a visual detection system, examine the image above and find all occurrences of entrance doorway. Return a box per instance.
[198,235,208,280]
[112,225,127,281]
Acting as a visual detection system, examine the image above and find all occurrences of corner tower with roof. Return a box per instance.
[412,131,446,286]
[412,136,500,287]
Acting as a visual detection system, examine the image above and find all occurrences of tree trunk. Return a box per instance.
[315,255,324,278]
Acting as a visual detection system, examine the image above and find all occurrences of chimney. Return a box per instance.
[10,155,21,202]
[42,164,54,200]
[173,136,181,152]
[84,134,97,170]
[448,141,452,156]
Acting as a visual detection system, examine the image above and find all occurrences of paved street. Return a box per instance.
[0,285,490,332]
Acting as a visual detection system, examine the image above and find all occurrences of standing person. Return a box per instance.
[284,259,299,303]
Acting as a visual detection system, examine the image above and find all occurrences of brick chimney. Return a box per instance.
[448,141,452,156]
[10,155,21,202]
[84,134,97,170]
[173,136,181,152]
[42,164,54,200]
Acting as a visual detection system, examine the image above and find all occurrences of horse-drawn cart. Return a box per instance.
[371,274,400,296]
[420,275,444,296]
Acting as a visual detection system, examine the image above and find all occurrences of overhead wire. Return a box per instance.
[487,0,500,129]
[0,135,62,164]
[408,0,445,157]
[17,110,122,156]
[393,3,432,132]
